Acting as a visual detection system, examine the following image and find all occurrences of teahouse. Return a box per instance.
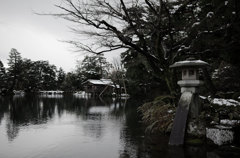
[82,79,119,97]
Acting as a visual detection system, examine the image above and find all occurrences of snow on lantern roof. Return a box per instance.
[170,58,209,68]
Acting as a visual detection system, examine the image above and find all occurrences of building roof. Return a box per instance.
[83,79,121,88]
[85,79,112,85]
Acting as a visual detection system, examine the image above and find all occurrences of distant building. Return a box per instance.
[82,79,120,97]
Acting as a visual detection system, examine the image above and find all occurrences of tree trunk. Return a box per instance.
[164,69,178,96]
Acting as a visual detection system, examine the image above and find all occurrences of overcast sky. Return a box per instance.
[0,0,120,72]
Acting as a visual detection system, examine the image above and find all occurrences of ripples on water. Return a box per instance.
[0,95,235,158]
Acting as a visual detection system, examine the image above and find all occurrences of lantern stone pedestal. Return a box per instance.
[168,58,209,145]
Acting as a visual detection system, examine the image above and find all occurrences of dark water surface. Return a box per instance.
[0,95,234,158]
[0,95,151,158]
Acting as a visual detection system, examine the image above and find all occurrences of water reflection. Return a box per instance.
[0,95,237,158]
[39,94,63,99]
[1,95,130,139]
[0,95,139,158]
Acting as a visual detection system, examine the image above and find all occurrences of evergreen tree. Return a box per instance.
[77,54,112,80]
[38,61,57,90]
[21,59,58,92]
[21,59,42,92]
[56,67,66,90]
[62,72,82,91]
[7,48,23,91]
[0,60,7,94]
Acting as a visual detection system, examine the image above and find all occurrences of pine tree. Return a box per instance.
[77,54,112,80]
[0,60,7,94]
[7,48,23,91]
[56,67,66,90]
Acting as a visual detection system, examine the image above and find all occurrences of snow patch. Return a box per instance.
[174,59,207,65]
[177,45,190,52]
[210,98,240,107]
[74,91,91,98]
[215,125,232,129]
[206,127,234,145]
[194,7,201,13]
[206,12,214,18]
[212,69,219,79]
[225,1,228,5]
[220,119,240,126]
[192,22,200,28]
[86,79,113,85]
[199,95,207,100]
[170,4,182,14]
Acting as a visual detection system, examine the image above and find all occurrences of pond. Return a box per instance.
[0,94,236,158]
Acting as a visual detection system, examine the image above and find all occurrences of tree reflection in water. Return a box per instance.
[0,95,228,158]
[0,95,130,142]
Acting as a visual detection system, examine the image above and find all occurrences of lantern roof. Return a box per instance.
[170,58,209,68]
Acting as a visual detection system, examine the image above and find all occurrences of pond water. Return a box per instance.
[0,95,236,158]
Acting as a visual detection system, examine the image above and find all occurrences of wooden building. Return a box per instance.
[82,79,119,97]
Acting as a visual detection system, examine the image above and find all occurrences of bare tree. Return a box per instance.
[51,0,196,94]
[111,57,127,95]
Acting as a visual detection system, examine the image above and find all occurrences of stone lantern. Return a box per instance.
[170,57,209,94]
[169,58,209,145]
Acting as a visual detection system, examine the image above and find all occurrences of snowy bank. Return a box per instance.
[211,98,240,107]
[200,96,240,107]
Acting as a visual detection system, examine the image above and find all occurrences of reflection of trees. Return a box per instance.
[0,96,10,124]
[10,96,55,125]
[56,95,89,117]
[81,97,114,139]
[5,95,56,141]
[0,95,132,142]
[118,98,151,158]
[6,120,19,141]
[0,97,20,141]
[1,95,222,157]
[109,98,128,118]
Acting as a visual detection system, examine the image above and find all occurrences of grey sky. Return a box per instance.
[0,0,121,72]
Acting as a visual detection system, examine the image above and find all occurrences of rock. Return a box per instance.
[206,125,234,145]
[187,119,206,137]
